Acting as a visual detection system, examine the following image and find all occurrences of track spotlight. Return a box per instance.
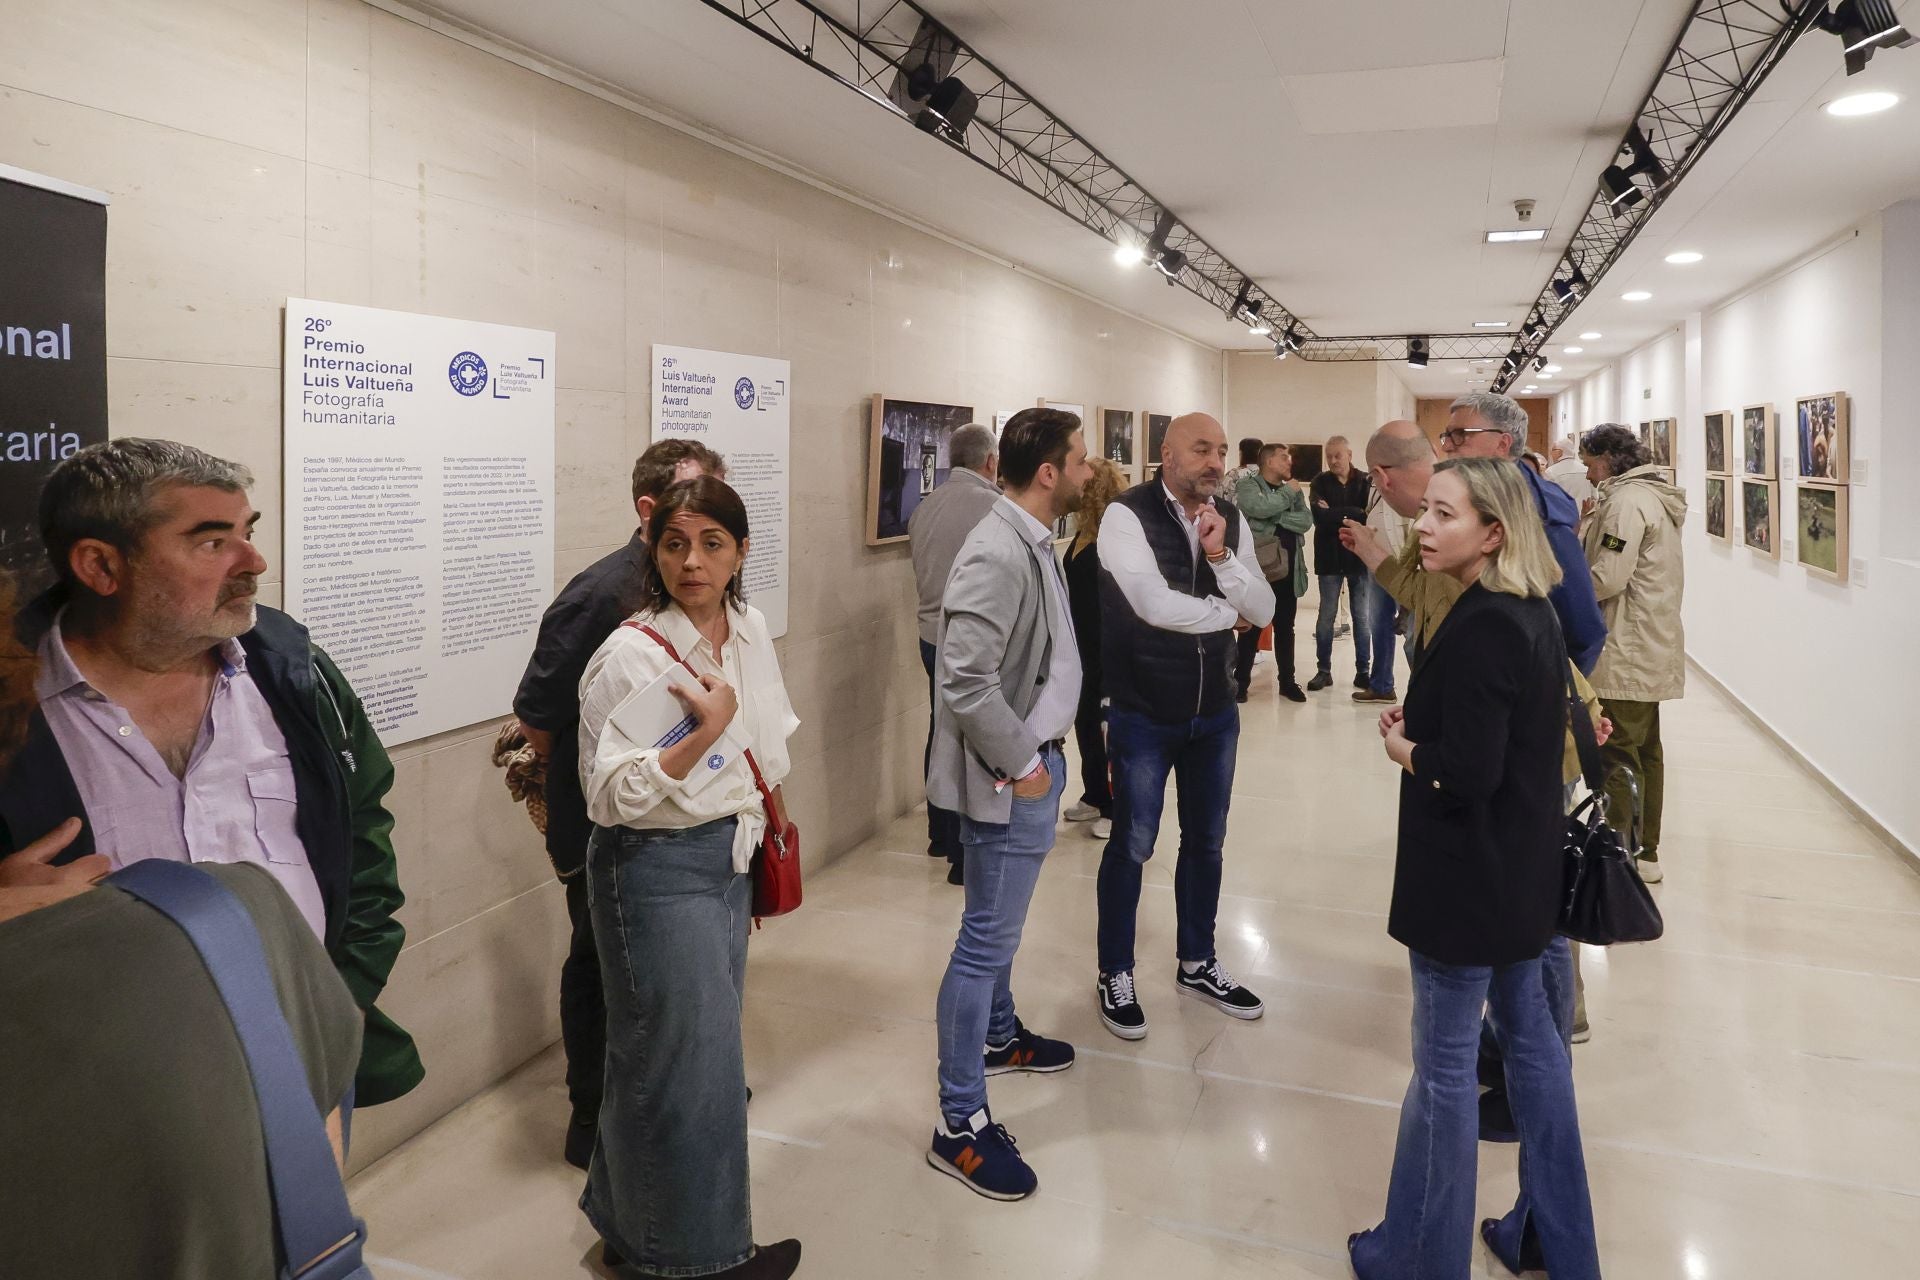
[1272,340,1289,361]
[1141,209,1188,284]
[1551,265,1589,303]
[1813,0,1914,75]
[896,21,978,142]
[1407,337,1429,369]
[1281,324,1304,353]
[1602,126,1665,214]
[1502,348,1523,372]
[1533,355,1549,373]
[1522,317,1541,339]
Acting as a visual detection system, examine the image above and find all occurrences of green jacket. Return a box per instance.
[1233,472,1314,598]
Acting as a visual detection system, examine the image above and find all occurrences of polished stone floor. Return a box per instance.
[349,639,1920,1279]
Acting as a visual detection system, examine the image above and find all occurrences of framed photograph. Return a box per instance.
[1144,412,1172,466]
[1100,407,1136,467]
[1742,403,1776,478]
[1795,392,1850,483]
[1794,483,1849,581]
[1648,418,1675,468]
[1705,476,1730,541]
[1291,442,1325,481]
[1704,411,1732,474]
[1039,398,1085,423]
[1740,479,1779,558]
[866,395,976,545]
[1638,421,1651,442]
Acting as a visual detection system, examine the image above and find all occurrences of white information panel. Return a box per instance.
[283,298,555,746]
[651,344,790,637]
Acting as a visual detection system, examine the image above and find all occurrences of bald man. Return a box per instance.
[1092,413,1274,1040]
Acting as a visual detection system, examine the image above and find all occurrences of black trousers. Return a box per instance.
[1234,577,1299,693]
[920,639,963,859]
[1073,674,1112,817]
[561,872,606,1124]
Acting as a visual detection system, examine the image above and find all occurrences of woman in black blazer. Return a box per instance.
[1350,459,1602,1280]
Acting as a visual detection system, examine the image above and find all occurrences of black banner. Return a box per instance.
[0,170,107,596]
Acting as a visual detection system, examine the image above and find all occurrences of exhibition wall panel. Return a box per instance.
[1568,214,1920,858]
[0,0,1222,1165]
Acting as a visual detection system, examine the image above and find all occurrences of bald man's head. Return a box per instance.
[1161,412,1229,503]
[1365,419,1438,518]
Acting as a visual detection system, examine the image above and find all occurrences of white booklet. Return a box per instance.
[607,664,747,797]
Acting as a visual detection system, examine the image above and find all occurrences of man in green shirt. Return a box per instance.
[1233,443,1314,702]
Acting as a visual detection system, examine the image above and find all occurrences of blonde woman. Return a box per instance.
[1351,459,1601,1280]
[1061,457,1126,840]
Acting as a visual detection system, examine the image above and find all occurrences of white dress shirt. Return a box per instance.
[1545,456,1595,507]
[1097,483,1276,634]
[1002,498,1081,775]
[577,601,800,873]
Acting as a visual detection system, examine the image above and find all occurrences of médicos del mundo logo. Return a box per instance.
[733,376,756,410]
[448,351,489,397]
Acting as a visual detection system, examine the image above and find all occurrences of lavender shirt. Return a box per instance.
[35,615,327,938]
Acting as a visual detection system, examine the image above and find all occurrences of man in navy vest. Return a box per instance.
[1092,413,1275,1040]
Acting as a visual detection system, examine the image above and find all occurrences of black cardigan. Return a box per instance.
[1310,469,1371,576]
[1389,584,1567,967]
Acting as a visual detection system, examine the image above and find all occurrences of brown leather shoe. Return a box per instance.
[1351,689,1397,703]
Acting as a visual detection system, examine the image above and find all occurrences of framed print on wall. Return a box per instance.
[1794,392,1850,483]
[1143,412,1172,467]
[1704,410,1732,474]
[1039,398,1086,424]
[866,395,975,545]
[1742,403,1776,479]
[1648,418,1675,468]
[1100,407,1136,469]
[1704,476,1730,541]
[1794,483,1849,582]
[1740,478,1779,559]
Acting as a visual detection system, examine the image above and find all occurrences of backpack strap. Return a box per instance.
[110,861,371,1280]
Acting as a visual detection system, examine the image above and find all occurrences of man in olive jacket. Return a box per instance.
[0,440,422,1107]
[1233,442,1313,701]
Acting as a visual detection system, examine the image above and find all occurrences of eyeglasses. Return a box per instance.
[1439,427,1504,448]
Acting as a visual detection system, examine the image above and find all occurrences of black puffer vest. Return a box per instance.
[1099,483,1243,722]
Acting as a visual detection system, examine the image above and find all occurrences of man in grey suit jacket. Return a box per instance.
[925,407,1090,1204]
[908,424,1000,884]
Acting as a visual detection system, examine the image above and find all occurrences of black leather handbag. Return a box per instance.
[1559,664,1665,946]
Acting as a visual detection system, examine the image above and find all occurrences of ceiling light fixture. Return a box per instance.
[1542,364,1563,374]
[1622,289,1652,301]
[1473,320,1509,328]
[1812,0,1915,75]
[1272,339,1289,361]
[1563,346,1584,354]
[1142,208,1187,285]
[1281,324,1304,353]
[1665,250,1704,264]
[1579,331,1603,340]
[1407,337,1429,369]
[1551,265,1590,302]
[1602,125,1666,214]
[1486,228,1549,243]
[1533,356,1549,372]
[1502,348,1523,372]
[1113,239,1145,267]
[1825,89,1902,115]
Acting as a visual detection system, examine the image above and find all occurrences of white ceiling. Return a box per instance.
[415,0,1920,397]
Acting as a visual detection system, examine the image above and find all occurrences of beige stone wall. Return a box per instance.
[0,0,1223,1164]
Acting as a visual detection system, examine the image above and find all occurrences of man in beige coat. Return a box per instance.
[1579,424,1688,883]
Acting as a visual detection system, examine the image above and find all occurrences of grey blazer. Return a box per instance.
[927,500,1070,824]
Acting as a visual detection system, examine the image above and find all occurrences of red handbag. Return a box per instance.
[624,621,802,918]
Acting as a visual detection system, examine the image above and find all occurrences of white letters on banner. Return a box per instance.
[283,298,556,746]
[651,344,791,638]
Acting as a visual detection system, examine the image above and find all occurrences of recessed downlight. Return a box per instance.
[1579,331,1603,340]
[1474,320,1509,328]
[1563,346,1584,354]
[1486,229,1549,243]
[1622,290,1652,301]
[1665,250,1704,264]
[1825,91,1900,117]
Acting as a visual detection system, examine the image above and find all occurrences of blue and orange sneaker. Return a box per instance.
[983,1019,1075,1077]
[927,1108,1038,1201]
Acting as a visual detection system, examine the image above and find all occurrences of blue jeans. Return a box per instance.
[921,641,963,860]
[936,745,1065,1125]
[1352,950,1601,1280]
[1095,705,1238,975]
[582,819,753,1276]
[1366,576,1400,695]
[1314,570,1373,677]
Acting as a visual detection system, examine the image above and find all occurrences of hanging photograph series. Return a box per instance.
[1707,391,1852,583]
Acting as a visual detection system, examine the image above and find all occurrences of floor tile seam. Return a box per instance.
[747,1127,827,1149]
[1075,1045,1402,1110]
[1730,890,1920,919]
[1583,1137,1920,1201]
[1065,872,1391,916]
[1654,945,1920,984]
[364,1256,473,1280]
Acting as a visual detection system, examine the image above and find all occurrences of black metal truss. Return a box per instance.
[1490,0,1825,392]
[693,0,1314,343]
[1296,334,1526,362]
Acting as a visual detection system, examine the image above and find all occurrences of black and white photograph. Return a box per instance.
[866,395,975,544]
[1101,406,1136,468]
[1144,411,1172,464]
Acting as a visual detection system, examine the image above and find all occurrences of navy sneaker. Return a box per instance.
[927,1109,1038,1201]
[1175,958,1265,1019]
[1097,969,1148,1040]
[984,1019,1075,1076]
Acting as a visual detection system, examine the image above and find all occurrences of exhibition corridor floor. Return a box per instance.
[348,644,1920,1280]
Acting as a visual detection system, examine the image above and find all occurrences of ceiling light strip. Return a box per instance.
[1491,0,1825,392]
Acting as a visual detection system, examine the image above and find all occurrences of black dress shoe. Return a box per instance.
[1481,1217,1547,1275]
[1235,688,1250,704]
[565,1118,596,1171]
[1280,684,1307,703]
[1479,1088,1519,1143]
[1306,671,1333,692]
[946,859,964,886]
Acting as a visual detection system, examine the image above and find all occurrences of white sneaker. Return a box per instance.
[1571,1023,1592,1045]
[1063,801,1100,823]
[1635,856,1664,884]
[1091,817,1112,840]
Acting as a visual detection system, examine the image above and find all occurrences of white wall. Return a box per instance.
[1226,350,1391,452]
[1574,213,1920,855]
[0,0,1224,1165]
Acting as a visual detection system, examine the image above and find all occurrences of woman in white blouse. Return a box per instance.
[575,476,801,1280]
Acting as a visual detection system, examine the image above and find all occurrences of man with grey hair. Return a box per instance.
[1545,431,1595,508]
[1439,393,1606,672]
[910,423,1001,884]
[0,437,423,1111]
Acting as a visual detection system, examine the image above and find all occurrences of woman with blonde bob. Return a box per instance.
[1062,457,1126,839]
[1350,459,1601,1280]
